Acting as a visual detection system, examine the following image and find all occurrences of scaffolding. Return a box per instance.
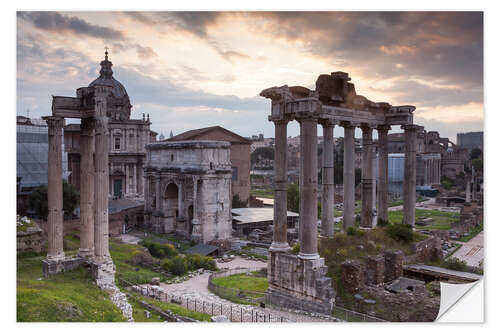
[16,118,69,192]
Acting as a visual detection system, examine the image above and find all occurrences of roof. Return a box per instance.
[108,198,143,214]
[405,264,482,282]
[167,126,251,144]
[232,207,299,224]
[185,243,219,256]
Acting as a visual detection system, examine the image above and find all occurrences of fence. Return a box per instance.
[332,305,386,322]
[208,267,267,306]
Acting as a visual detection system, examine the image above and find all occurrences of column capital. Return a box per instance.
[43,116,65,135]
[340,121,359,129]
[401,124,423,132]
[360,123,376,132]
[271,117,290,125]
[94,116,109,135]
[377,124,391,132]
[318,118,336,127]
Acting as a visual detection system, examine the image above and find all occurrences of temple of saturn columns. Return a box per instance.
[260,71,420,314]
[42,52,118,286]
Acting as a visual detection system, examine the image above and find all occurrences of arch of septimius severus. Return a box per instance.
[261,71,421,314]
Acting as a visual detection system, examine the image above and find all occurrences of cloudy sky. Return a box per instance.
[17,11,483,141]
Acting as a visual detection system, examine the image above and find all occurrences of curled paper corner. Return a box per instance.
[436,279,484,322]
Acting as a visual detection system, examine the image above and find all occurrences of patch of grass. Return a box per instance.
[212,272,268,293]
[388,209,459,231]
[128,297,164,322]
[458,224,483,242]
[131,292,211,321]
[17,255,125,322]
[250,187,274,199]
[109,239,167,285]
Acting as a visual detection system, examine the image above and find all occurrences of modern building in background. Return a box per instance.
[457,131,483,152]
[16,116,69,213]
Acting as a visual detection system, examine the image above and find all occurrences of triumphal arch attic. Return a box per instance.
[261,71,420,314]
[144,141,233,243]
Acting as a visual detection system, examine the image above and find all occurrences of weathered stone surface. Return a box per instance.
[341,260,365,292]
[411,236,442,263]
[211,315,229,322]
[384,250,404,283]
[267,252,335,314]
[365,255,385,286]
[42,256,85,278]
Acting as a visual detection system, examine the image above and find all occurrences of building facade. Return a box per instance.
[167,126,251,204]
[457,131,483,152]
[64,54,157,198]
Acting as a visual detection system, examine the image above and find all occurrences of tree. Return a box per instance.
[232,194,247,208]
[251,147,274,166]
[28,180,80,220]
[472,158,483,171]
[470,148,482,160]
[287,183,300,213]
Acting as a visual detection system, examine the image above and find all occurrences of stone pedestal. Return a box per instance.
[267,251,336,314]
[42,257,85,278]
[90,260,116,288]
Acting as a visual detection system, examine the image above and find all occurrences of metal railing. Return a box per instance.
[332,305,386,322]
[208,268,267,306]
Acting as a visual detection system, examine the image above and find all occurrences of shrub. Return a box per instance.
[443,257,468,272]
[291,242,300,255]
[386,224,414,243]
[377,218,389,227]
[163,256,188,276]
[186,254,217,271]
[140,240,178,259]
[346,226,358,236]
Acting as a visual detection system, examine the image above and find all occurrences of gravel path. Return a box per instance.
[451,231,484,268]
[157,256,336,322]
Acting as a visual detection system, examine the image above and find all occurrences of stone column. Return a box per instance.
[44,116,65,261]
[155,175,161,212]
[125,163,129,195]
[402,125,418,227]
[78,117,95,258]
[466,178,471,203]
[178,182,183,218]
[377,125,390,224]
[342,122,355,230]
[94,105,111,263]
[271,119,290,252]
[321,121,335,238]
[191,177,201,241]
[134,163,137,194]
[361,125,374,228]
[298,117,319,260]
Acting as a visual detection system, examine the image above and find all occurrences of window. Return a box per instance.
[232,166,238,181]
[114,137,121,150]
[171,154,174,161]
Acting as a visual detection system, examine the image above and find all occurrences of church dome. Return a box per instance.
[88,50,129,98]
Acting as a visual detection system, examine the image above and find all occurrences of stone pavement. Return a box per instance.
[451,231,484,268]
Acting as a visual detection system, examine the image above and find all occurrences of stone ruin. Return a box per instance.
[260,71,419,314]
[42,51,133,321]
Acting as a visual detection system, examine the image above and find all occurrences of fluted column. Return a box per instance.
[155,175,161,212]
[298,116,319,260]
[320,121,335,238]
[270,119,290,252]
[133,163,137,194]
[43,116,65,261]
[402,124,418,227]
[79,117,95,258]
[94,94,111,263]
[361,125,374,228]
[377,125,390,224]
[178,182,183,218]
[191,177,201,240]
[342,122,355,230]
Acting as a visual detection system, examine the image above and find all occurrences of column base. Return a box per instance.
[267,251,336,315]
[90,258,116,288]
[269,242,291,252]
[298,252,320,260]
[78,248,94,259]
[42,256,85,278]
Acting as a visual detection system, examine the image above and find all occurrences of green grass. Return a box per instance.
[250,188,274,199]
[17,254,126,322]
[130,292,212,321]
[458,224,483,242]
[212,272,268,293]
[128,297,164,322]
[388,209,459,231]
[108,238,169,285]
